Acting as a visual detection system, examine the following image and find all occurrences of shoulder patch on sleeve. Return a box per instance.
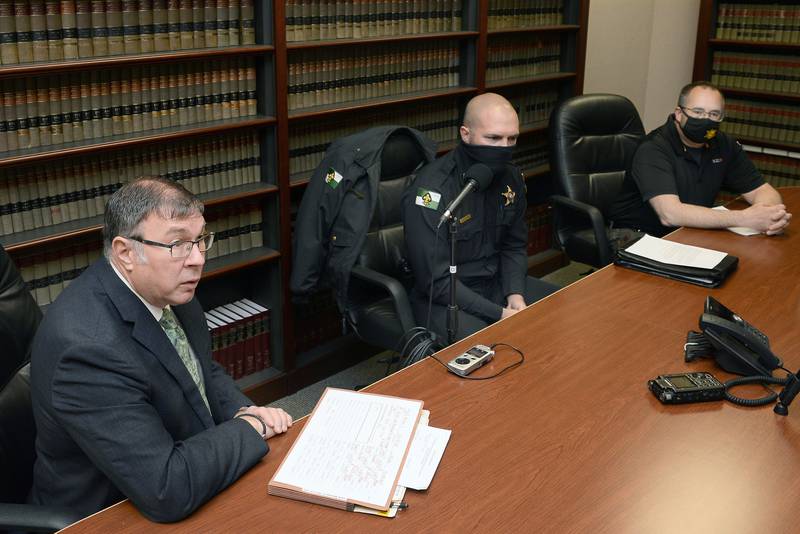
[415,188,441,210]
[325,167,343,189]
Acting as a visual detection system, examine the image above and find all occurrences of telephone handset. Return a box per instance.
[699,296,782,377]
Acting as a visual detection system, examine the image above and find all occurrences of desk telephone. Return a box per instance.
[697,296,781,377]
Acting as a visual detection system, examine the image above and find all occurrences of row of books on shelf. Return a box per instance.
[16,239,101,306]
[0,57,257,152]
[711,51,800,95]
[285,0,463,42]
[293,288,341,354]
[0,131,260,236]
[205,298,271,380]
[715,3,800,43]
[0,0,256,65]
[486,37,560,82]
[750,152,800,188]
[722,98,800,146]
[203,203,263,260]
[289,99,460,177]
[525,202,553,256]
[513,136,548,173]
[13,201,263,306]
[487,0,563,30]
[287,89,558,180]
[287,43,460,111]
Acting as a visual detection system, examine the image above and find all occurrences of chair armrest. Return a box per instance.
[549,194,613,266]
[0,503,85,533]
[350,265,416,334]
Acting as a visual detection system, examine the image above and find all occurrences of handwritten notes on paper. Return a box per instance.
[271,388,423,510]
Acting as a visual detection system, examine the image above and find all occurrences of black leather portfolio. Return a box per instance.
[615,249,739,288]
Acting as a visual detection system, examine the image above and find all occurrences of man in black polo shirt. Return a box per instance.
[609,81,791,237]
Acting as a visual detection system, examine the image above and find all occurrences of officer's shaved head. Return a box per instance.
[460,93,519,147]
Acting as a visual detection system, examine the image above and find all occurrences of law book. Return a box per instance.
[151,0,167,50]
[42,0,63,60]
[74,0,92,56]
[215,0,228,46]
[202,0,216,46]
[120,0,140,53]
[204,312,226,369]
[12,1,32,63]
[49,77,66,145]
[102,0,123,55]
[28,0,48,62]
[217,305,249,377]
[227,0,238,45]
[89,0,108,55]
[0,0,17,64]
[0,179,15,236]
[240,0,253,44]
[166,0,180,49]
[177,0,191,48]
[285,0,295,41]
[207,308,237,376]
[189,0,203,47]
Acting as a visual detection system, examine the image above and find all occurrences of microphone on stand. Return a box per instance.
[437,163,494,229]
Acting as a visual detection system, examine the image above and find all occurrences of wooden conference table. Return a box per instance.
[63,188,800,534]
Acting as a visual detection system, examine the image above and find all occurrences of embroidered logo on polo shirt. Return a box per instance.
[712,158,723,164]
[415,188,441,210]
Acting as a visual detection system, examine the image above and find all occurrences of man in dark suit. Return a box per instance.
[29,177,292,522]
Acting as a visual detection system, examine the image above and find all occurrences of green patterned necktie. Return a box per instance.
[160,306,210,413]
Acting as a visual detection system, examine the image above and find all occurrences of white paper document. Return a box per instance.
[271,388,422,509]
[624,234,727,269]
[398,425,452,491]
[712,206,761,236]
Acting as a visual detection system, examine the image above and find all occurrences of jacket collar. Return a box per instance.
[95,259,215,428]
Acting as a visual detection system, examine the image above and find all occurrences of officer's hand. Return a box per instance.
[506,294,527,311]
[501,307,519,320]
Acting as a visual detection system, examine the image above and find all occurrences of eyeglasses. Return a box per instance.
[679,105,724,122]
[126,232,215,258]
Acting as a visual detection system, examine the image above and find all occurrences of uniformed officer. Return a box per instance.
[610,81,791,237]
[401,93,559,343]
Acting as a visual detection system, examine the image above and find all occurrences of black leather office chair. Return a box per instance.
[0,243,83,532]
[549,94,645,267]
[346,131,427,352]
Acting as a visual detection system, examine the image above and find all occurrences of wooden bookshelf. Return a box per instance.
[0,46,274,78]
[0,0,588,406]
[693,0,800,155]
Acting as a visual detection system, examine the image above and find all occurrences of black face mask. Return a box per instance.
[680,115,720,144]
[458,142,514,176]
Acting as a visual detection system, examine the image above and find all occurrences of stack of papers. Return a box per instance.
[615,234,738,288]
[269,388,450,517]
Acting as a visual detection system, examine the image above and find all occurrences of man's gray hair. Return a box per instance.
[103,176,204,257]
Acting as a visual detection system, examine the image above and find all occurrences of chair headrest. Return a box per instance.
[0,245,42,388]
[381,131,427,181]
[551,94,645,139]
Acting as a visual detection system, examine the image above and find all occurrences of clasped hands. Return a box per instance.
[744,202,792,235]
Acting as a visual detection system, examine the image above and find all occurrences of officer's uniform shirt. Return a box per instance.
[401,143,527,323]
[609,116,764,236]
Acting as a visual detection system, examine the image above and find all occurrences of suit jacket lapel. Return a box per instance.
[97,260,215,428]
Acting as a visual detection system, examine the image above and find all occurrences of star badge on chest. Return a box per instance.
[501,185,516,206]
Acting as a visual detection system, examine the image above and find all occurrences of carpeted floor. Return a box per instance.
[268,261,593,419]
